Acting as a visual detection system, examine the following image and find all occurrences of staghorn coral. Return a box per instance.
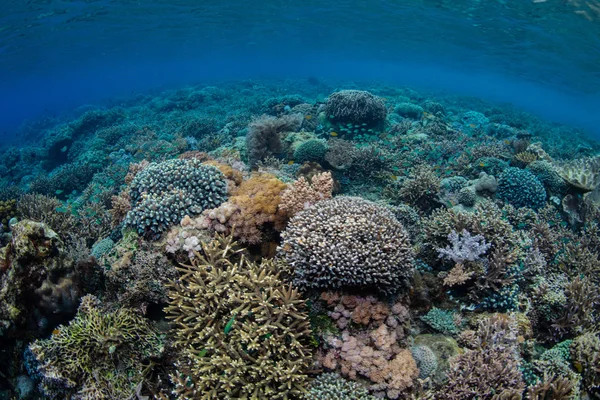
[325,90,387,128]
[165,232,313,400]
[200,172,288,244]
[279,171,333,217]
[440,315,525,399]
[556,155,600,192]
[437,229,491,263]
[279,196,414,295]
[570,333,600,397]
[124,158,227,239]
[29,295,165,399]
[246,113,303,168]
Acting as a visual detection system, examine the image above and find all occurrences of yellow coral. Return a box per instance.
[556,156,600,192]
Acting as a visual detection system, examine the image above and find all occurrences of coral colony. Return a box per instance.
[0,82,600,399]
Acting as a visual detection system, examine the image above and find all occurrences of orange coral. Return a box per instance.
[201,173,288,244]
[279,172,333,216]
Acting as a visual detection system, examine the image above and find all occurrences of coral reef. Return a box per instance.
[165,232,313,399]
[279,196,414,294]
[497,167,547,210]
[325,90,387,129]
[279,171,333,217]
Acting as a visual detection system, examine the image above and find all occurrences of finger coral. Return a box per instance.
[165,232,313,400]
[279,196,414,295]
[124,159,228,239]
[279,171,333,217]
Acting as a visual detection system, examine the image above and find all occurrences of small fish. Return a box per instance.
[55,189,64,195]
[391,175,398,180]
[224,313,236,335]
[305,115,312,120]
[198,349,208,357]
[504,139,511,145]
[288,160,295,165]
[469,124,476,128]
[330,132,338,137]
[479,162,486,167]
[52,328,60,336]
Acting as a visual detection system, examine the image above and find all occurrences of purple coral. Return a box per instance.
[437,229,491,263]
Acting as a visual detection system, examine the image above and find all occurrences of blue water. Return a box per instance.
[1,0,600,142]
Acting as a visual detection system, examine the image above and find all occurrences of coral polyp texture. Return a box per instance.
[165,232,314,400]
[556,155,600,191]
[124,158,227,238]
[279,196,414,294]
[497,167,547,210]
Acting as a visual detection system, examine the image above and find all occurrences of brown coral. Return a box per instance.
[165,232,313,400]
[279,171,333,217]
[556,156,600,191]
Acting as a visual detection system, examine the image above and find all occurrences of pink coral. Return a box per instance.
[279,172,333,217]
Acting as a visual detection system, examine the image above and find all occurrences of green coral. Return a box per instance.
[305,373,376,400]
[29,295,165,399]
[293,139,328,163]
[166,232,314,399]
[421,308,461,335]
[124,158,227,238]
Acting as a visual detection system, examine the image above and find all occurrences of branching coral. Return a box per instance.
[570,333,600,397]
[325,90,387,128]
[29,295,165,399]
[124,158,228,238]
[279,196,414,295]
[165,232,313,400]
[440,315,525,399]
[305,373,377,400]
[397,164,441,212]
[279,172,333,217]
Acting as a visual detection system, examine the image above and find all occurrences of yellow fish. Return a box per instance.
[288,160,295,165]
[469,124,476,128]
[305,115,312,120]
[52,329,61,336]
[330,132,338,137]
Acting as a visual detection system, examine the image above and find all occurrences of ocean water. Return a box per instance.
[1,0,600,141]
[2,1,600,399]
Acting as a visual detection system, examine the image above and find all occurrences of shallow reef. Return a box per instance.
[0,78,599,399]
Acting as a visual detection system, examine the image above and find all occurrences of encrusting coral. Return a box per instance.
[165,232,314,400]
[279,196,414,295]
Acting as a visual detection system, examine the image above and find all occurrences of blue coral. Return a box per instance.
[497,167,546,210]
[124,159,227,238]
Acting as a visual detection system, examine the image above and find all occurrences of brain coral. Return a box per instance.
[279,196,414,294]
[324,90,387,127]
[124,158,227,238]
[166,232,313,400]
[497,167,546,210]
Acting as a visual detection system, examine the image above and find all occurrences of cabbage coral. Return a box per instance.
[166,232,313,400]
